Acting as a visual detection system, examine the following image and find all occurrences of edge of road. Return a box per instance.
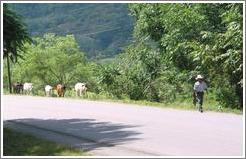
[3,95,243,116]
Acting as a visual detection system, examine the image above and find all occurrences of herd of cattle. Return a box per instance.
[12,82,87,97]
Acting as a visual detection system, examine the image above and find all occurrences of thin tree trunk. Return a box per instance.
[6,55,12,93]
[236,85,243,109]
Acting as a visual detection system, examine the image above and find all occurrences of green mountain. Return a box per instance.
[10,3,134,59]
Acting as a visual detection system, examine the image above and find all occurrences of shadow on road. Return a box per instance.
[4,118,142,152]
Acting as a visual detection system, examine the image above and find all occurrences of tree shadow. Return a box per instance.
[4,118,142,154]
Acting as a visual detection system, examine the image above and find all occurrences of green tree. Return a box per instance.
[3,4,32,93]
[98,41,190,103]
[10,33,91,93]
[128,3,243,108]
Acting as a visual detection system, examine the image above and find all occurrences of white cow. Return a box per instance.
[75,83,87,96]
[23,83,33,95]
[45,85,53,96]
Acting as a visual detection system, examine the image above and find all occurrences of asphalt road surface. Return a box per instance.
[2,95,244,156]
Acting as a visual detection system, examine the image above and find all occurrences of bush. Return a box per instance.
[150,78,177,103]
[215,86,239,108]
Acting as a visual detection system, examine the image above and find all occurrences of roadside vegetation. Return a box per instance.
[3,3,243,114]
[3,128,88,156]
[4,90,242,114]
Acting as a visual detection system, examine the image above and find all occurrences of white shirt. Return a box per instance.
[194,81,207,92]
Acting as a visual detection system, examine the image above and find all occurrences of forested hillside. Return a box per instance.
[10,3,133,59]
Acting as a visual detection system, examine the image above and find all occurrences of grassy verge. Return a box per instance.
[106,98,242,114]
[61,90,242,114]
[3,128,88,156]
[3,90,242,114]
[67,91,242,114]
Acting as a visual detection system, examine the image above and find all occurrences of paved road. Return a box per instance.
[2,95,244,156]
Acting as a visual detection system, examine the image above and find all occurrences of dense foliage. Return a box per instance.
[98,42,193,103]
[99,3,243,108]
[10,3,134,59]
[4,3,243,110]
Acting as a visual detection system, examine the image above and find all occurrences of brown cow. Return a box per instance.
[54,84,66,97]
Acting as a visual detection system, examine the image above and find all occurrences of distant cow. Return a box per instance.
[12,82,23,94]
[23,83,33,95]
[54,84,66,97]
[75,83,87,96]
[45,85,53,96]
